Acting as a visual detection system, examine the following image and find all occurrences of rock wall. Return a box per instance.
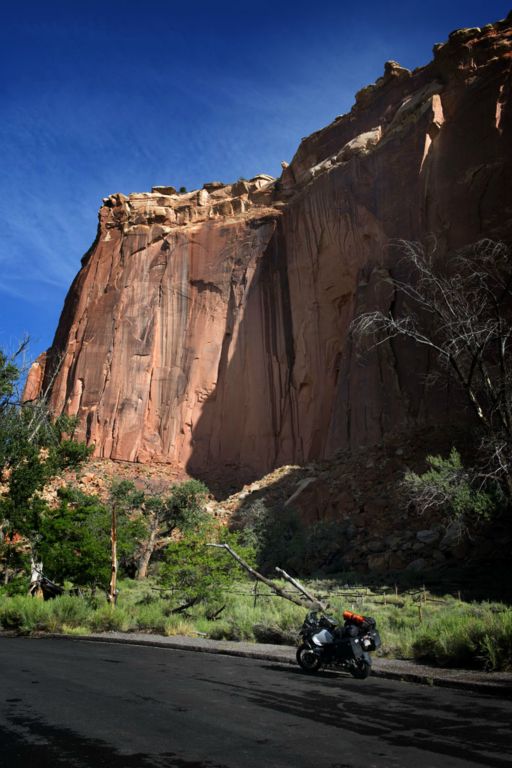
[27,17,512,484]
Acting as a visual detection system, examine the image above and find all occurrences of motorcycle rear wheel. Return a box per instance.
[350,659,371,679]
[296,645,322,673]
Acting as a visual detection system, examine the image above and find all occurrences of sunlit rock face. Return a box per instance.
[26,17,512,483]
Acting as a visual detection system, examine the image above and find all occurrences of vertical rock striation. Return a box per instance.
[26,17,512,483]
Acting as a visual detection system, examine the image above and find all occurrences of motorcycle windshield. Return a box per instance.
[312,629,334,646]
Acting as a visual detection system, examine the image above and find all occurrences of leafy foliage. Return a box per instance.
[133,478,209,579]
[32,478,211,589]
[164,479,209,529]
[30,487,144,588]
[159,522,255,605]
[0,344,92,586]
[237,499,347,575]
[403,448,497,524]
[40,490,105,588]
[1,371,91,546]
[237,500,304,573]
[0,348,21,413]
[1,369,210,588]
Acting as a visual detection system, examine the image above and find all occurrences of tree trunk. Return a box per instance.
[108,506,117,604]
[29,554,44,599]
[136,524,158,580]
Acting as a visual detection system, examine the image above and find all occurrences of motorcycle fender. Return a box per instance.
[362,651,372,665]
[303,639,322,654]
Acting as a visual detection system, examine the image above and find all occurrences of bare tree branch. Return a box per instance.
[207,543,320,609]
[274,567,328,611]
[352,239,512,497]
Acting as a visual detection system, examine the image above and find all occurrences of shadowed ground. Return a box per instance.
[1,637,511,767]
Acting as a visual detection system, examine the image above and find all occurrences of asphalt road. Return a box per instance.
[0,638,511,768]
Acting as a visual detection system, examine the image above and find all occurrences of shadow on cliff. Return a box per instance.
[185,216,301,495]
[185,203,469,501]
[197,423,512,601]
[182,198,509,599]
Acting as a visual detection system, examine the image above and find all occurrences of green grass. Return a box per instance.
[1,579,511,671]
[411,605,512,670]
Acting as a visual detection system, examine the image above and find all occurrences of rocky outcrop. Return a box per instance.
[26,17,512,485]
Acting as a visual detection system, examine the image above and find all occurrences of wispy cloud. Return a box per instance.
[1,0,509,353]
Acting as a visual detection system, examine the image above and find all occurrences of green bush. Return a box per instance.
[412,606,512,670]
[403,448,498,523]
[89,605,133,633]
[160,523,254,606]
[134,601,170,634]
[48,595,92,628]
[238,500,305,573]
[0,596,52,633]
[237,500,347,575]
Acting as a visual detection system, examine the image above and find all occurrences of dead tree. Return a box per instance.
[208,543,328,611]
[352,239,512,498]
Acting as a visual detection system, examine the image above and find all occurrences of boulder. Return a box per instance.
[416,529,440,545]
[151,185,177,195]
[367,553,388,572]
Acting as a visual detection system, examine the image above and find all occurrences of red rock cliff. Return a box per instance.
[27,18,512,483]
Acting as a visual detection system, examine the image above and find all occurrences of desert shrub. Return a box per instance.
[48,595,93,628]
[238,500,306,573]
[403,448,497,524]
[134,602,170,633]
[164,479,210,530]
[162,615,197,637]
[89,605,133,633]
[0,596,52,633]
[239,500,347,575]
[302,520,347,573]
[208,620,247,642]
[412,605,512,670]
[205,583,304,643]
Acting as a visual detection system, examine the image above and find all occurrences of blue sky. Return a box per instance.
[1,0,509,361]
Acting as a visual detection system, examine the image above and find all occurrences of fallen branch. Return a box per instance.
[170,597,201,615]
[275,567,328,611]
[206,604,226,621]
[207,543,318,610]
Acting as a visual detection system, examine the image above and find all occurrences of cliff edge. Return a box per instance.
[26,16,512,485]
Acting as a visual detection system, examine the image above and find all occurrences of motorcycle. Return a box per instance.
[296,609,381,679]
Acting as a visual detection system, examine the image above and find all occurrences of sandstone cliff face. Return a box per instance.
[27,18,512,484]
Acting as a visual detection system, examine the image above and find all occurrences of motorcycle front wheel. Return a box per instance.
[350,659,371,679]
[296,645,322,673]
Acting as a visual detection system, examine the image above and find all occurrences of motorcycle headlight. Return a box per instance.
[362,637,372,650]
